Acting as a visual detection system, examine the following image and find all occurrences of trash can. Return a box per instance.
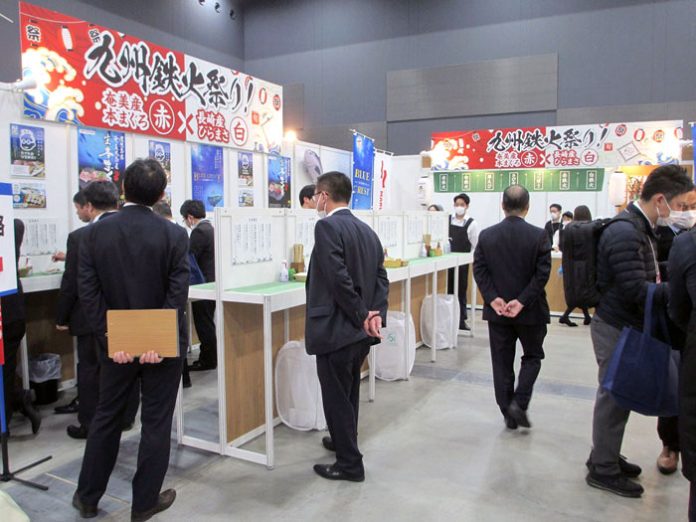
[420,294,460,350]
[29,353,61,405]
[372,311,416,381]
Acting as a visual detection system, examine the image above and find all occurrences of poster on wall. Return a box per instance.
[12,180,47,208]
[18,2,283,152]
[267,155,291,208]
[0,183,18,298]
[78,128,126,195]
[148,140,171,204]
[10,123,45,178]
[434,168,605,193]
[191,143,224,212]
[237,152,254,207]
[373,151,392,211]
[351,132,374,210]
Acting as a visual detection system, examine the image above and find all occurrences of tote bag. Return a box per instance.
[602,284,679,417]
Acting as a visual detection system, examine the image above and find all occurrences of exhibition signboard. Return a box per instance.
[18,2,283,153]
[433,168,605,193]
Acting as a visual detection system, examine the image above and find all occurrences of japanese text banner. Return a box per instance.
[19,2,282,152]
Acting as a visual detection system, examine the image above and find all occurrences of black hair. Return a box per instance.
[502,185,530,213]
[299,184,315,206]
[123,158,167,207]
[316,171,352,204]
[82,180,119,210]
[73,190,86,206]
[153,201,173,218]
[428,204,444,211]
[453,193,470,205]
[549,203,562,212]
[562,211,573,220]
[180,199,206,219]
[641,164,694,202]
[573,205,592,222]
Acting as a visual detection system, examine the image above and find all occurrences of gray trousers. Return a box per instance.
[588,314,631,475]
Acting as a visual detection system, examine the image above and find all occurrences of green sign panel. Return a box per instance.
[434,168,605,193]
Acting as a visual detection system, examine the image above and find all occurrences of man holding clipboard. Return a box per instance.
[72,159,189,521]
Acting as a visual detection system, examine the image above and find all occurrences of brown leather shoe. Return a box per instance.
[657,446,679,475]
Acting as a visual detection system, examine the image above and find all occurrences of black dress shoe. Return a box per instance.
[313,464,364,482]
[459,321,471,331]
[322,436,335,452]
[507,400,531,428]
[72,491,98,518]
[131,489,176,522]
[559,316,578,327]
[504,415,518,430]
[55,397,79,414]
[583,317,592,326]
[189,361,216,372]
[21,391,41,434]
[67,424,89,439]
[584,455,642,478]
[586,471,643,498]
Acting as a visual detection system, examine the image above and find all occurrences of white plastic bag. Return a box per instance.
[275,340,327,431]
[372,311,416,381]
[420,294,460,349]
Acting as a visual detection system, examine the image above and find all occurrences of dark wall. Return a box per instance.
[242,0,696,154]
[0,0,244,83]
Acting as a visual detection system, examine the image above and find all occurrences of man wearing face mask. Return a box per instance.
[544,204,563,245]
[652,188,696,475]
[586,165,694,498]
[448,193,479,331]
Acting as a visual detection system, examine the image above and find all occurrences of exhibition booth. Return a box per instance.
[3,2,694,469]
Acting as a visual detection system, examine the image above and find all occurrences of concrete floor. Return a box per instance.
[0,314,690,521]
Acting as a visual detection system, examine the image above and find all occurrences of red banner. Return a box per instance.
[431,127,548,170]
[19,2,283,152]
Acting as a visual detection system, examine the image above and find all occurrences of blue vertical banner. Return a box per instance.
[350,132,375,210]
[77,128,126,196]
[191,143,224,212]
[267,155,291,208]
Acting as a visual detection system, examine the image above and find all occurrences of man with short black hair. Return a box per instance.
[73,159,189,521]
[51,192,91,263]
[306,171,389,482]
[448,192,479,331]
[544,203,562,244]
[586,164,694,498]
[153,201,175,223]
[180,199,217,371]
[299,184,316,209]
[474,185,551,431]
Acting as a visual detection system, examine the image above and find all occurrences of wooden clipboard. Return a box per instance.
[106,309,179,358]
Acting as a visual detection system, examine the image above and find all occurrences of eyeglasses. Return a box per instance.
[312,192,326,200]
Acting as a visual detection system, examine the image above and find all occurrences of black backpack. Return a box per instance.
[560,217,632,309]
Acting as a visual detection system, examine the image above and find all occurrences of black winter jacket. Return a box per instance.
[595,202,667,331]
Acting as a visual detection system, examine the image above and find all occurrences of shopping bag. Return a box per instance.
[602,284,679,417]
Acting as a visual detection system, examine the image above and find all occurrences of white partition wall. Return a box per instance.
[375,211,405,260]
[284,209,318,266]
[427,211,450,246]
[404,211,428,259]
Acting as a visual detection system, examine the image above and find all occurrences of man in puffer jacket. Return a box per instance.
[586,165,694,498]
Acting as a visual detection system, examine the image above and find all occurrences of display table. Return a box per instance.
[177,252,474,468]
[19,272,75,392]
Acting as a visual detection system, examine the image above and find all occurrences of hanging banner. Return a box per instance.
[372,151,392,211]
[434,168,605,193]
[18,2,283,152]
[350,132,375,210]
[432,121,682,171]
[191,143,224,212]
[267,155,291,208]
[0,183,18,300]
[10,123,45,178]
[78,128,126,195]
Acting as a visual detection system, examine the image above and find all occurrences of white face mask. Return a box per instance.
[550,211,560,221]
[454,206,467,216]
[656,199,678,227]
[670,210,696,230]
[316,193,327,219]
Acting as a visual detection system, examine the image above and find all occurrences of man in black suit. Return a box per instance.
[72,159,189,521]
[56,181,139,439]
[305,171,389,482]
[474,185,551,430]
[180,199,217,371]
[544,203,562,244]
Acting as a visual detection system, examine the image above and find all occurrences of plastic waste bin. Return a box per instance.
[29,353,61,405]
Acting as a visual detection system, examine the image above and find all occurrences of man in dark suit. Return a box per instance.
[72,159,189,521]
[56,181,139,439]
[474,185,551,430]
[305,171,389,482]
[180,199,217,371]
